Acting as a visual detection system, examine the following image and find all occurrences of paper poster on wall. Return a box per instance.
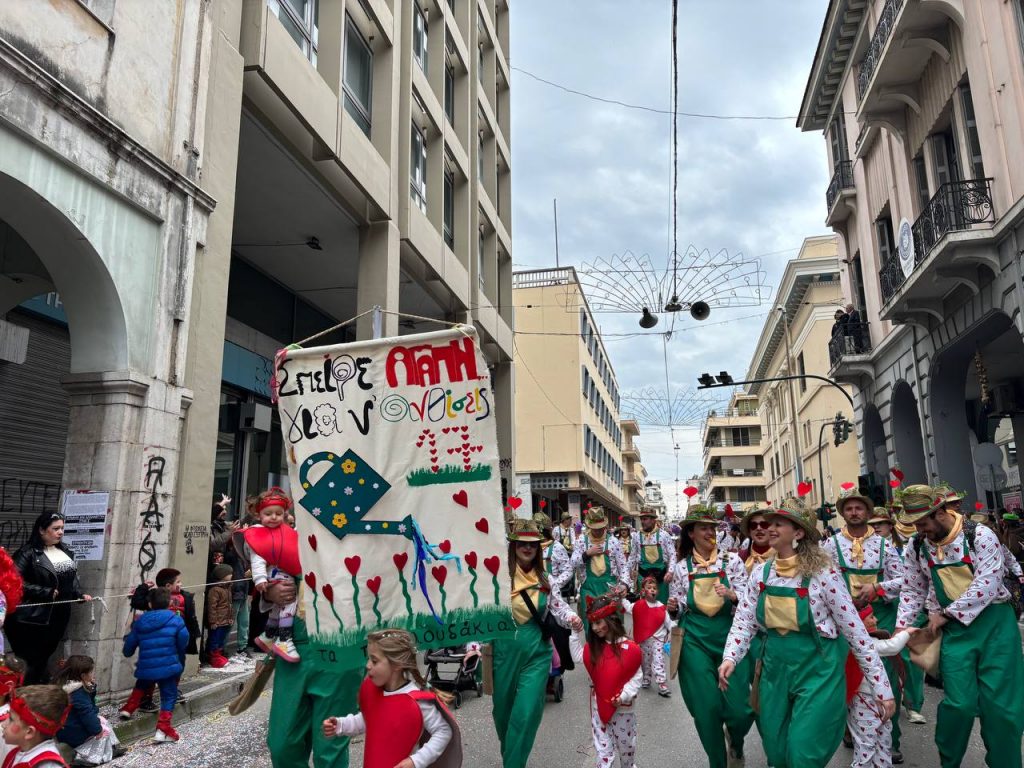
[275,327,514,669]
[60,490,109,561]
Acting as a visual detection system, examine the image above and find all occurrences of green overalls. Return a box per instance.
[835,539,902,752]
[492,570,553,768]
[894,542,926,713]
[638,531,670,603]
[679,557,754,768]
[927,535,1024,768]
[755,564,848,768]
[577,535,618,634]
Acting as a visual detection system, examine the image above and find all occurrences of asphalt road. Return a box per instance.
[110,662,998,767]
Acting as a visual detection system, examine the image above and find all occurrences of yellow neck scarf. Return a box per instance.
[692,546,719,572]
[841,525,876,568]
[746,546,775,570]
[510,566,543,625]
[934,512,963,562]
[774,555,799,578]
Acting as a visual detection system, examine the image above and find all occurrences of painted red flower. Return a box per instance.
[432,565,448,585]
[484,556,500,576]
[307,534,318,551]
[393,552,409,571]
[367,576,382,595]
[304,572,317,593]
[465,551,478,570]
[345,556,361,576]
[322,583,334,603]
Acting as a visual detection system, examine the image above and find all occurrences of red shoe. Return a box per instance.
[154,711,179,743]
[119,688,146,720]
[209,650,229,668]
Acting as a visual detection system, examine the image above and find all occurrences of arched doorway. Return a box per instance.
[890,381,928,485]
[861,403,889,497]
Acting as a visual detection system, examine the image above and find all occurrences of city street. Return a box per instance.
[109,664,991,767]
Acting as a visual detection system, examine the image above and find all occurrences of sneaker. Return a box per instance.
[906,709,927,724]
[272,637,301,663]
[118,709,133,721]
[138,699,159,713]
[657,685,671,698]
[641,681,651,689]
[253,633,274,653]
[154,724,180,743]
[892,750,904,764]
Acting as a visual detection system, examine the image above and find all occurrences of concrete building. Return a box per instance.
[513,267,628,524]
[0,0,512,695]
[700,392,767,511]
[744,236,860,507]
[644,478,667,519]
[799,0,1024,509]
[621,419,647,517]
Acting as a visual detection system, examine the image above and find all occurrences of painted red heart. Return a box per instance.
[429,440,436,447]
[431,467,439,473]
[889,479,900,488]
[539,500,547,509]
[432,565,448,585]
[891,468,905,481]
[461,426,469,432]
[322,583,334,603]
[453,490,469,507]
[484,556,500,576]
[465,551,478,569]
[307,534,318,551]
[416,442,423,448]
[841,482,856,491]
[345,556,361,576]
[797,481,813,497]
[683,486,698,498]
[442,427,451,434]
[508,497,523,510]
[975,501,984,511]
[304,572,317,592]
[366,576,381,595]
[475,518,489,534]
[439,540,452,554]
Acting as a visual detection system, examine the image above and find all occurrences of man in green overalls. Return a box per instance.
[823,486,906,762]
[896,484,1024,768]
[632,508,676,604]
[570,507,628,633]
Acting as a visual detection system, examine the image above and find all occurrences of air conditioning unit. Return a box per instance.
[992,384,1019,416]
[239,402,272,433]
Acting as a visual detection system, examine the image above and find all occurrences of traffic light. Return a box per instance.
[833,413,851,446]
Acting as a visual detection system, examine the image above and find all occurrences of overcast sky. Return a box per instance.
[510,1,834,515]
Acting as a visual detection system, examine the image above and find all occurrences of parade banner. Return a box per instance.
[276,327,514,669]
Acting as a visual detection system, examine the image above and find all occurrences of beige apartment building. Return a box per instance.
[513,267,629,524]
[0,0,511,695]
[700,392,767,510]
[799,0,1024,508]
[744,236,860,508]
[621,419,647,517]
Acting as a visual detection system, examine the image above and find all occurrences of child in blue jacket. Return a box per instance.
[56,654,124,764]
[117,587,189,743]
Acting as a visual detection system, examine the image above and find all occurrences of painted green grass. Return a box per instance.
[406,463,492,486]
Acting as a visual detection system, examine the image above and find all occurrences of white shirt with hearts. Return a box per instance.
[821,532,905,600]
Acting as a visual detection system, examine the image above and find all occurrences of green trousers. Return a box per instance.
[903,652,925,712]
[679,612,755,768]
[936,602,1024,768]
[267,618,363,768]
[492,619,551,768]
[759,632,847,768]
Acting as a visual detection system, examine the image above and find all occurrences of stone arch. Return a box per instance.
[0,172,128,373]
[890,380,928,485]
[861,403,889,486]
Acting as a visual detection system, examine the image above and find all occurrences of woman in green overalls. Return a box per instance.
[718,497,895,768]
[667,505,754,768]
[570,507,628,633]
[491,519,574,768]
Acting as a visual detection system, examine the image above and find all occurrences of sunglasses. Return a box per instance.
[748,520,772,531]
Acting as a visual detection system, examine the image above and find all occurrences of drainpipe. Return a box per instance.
[909,325,933,481]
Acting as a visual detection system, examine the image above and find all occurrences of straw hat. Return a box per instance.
[765,497,820,543]
[679,504,723,532]
[934,483,965,503]
[739,503,773,539]
[508,519,543,542]
[584,506,608,529]
[560,511,573,522]
[532,512,552,532]
[868,507,892,526]
[836,486,876,516]
[896,484,946,524]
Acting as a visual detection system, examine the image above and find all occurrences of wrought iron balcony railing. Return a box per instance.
[708,469,763,478]
[879,178,995,304]
[856,0,904,100]
[828,321,872,368]
[826,160,855,212]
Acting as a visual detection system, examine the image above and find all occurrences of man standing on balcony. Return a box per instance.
[629,508,676,603]
[844,303,865,353]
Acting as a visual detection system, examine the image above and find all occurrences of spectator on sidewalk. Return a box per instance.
[205,565,234,668]
[223,538,252,657]
[56,654,124,765]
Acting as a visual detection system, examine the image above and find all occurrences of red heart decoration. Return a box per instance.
[453,490,469,507]
[461,426,469,432]
[307,534,318,551]
[304,572,317,592]
[841,482,856,491]
[484,556,500,576]
[430,467,439,473]
[393,552,409,571]
[432,565,448,585]
[475,518,489,534]
[442,427,451,434]
[797,481,813,497]
[889,479,900,488]
[683,486,699,498]
[508,497,523,510]
[465,551,478,569]
[439,540,452,554]
[416,442,423,448]
[322,583,334,603]
[724,503,733,514]
[975,501,984,511]
[345,556,361,576]
[539,500,547,509]
[366,576,381,595]
[891,468,905,481]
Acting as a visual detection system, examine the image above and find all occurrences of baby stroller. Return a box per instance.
[424,642,483,709]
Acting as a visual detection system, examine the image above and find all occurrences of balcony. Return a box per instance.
[856,0,903,101]
[825,160,855,226]
[879,178,996,318]
[622,445,640,461]
[624,473,641,488]
[828,321,874,382]
[707,469,763,478]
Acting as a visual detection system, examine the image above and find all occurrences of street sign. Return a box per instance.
[898,218,914,278]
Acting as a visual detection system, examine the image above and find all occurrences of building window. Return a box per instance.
[478,133,485,185]
[959,82,986,180]
[829,112,848,167]
[931,127,961,188]
[875,216,896,264]
[851,252,868,315]
[413,4,428,74]
[343,17,373,137]
[912,153,930,212]
[268,0,319,65]
[477,228,485,289]
[798,352,806,392]
[443,167,455,249]
[410,122,427,214]
[444,61,456,125]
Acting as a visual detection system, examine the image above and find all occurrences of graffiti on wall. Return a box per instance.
[0,478,61,549]
[138,454,167,579]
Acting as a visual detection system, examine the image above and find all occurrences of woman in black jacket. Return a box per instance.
[6,512,92,683]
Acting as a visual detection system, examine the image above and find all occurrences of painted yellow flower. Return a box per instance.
[341,459,357,474]
[332,513,348,529]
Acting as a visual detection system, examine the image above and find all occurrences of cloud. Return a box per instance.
[511,1,832,493]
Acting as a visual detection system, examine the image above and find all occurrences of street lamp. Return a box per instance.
[639,307,659,328]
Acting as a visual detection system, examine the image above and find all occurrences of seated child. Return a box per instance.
[322,629,461,768]
[622,575,674,697]
[2,685,70,768]
[55,656,124,765]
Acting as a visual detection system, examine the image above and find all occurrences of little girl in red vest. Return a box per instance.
[622,575,674,697]
[569,595,643,768]
[321,629,460,768]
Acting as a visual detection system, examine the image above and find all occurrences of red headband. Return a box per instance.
[641,575,659,590]
[10,696,69,736]
[0,667,24,697]
[258,487,292,514]
[585,596,619,622]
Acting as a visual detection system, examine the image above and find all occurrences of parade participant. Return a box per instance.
[737,504,775,574]
[896,485,1024,768]
[618,525,636,588]
[568,595,643,768]
[322,629,460,768]
[823,487,906,762]
[668,504,753,768]
[554,511,577,599]
[570,508,629,633]
[492,519,575,768]
[1,685,70,768]
[934,484,964,515]
[845,606,916,768]
[533,513,572,595]
[621,576,673,697]
[245,487,301,662]
[717,512,738,553]
[630,508,676,603]
[719,497,895,768]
